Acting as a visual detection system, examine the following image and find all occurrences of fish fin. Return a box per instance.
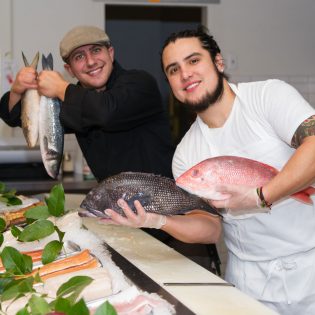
[22,51,29,67]
[302,186,315,196]
[30,52,40,70]
[125,192,151,211]
[42,53,53,71]
[22,52,40,70]
[291,187,315,205]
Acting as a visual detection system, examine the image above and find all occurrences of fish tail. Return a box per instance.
[22,51,40,69]
[291,186,315,205]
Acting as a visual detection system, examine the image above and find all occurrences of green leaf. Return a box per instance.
[0,196,8,203]
[53,296,72,313]
[1,277,34,302]
[0,277,14,294]
[24,205,50,220]
[0,217,6,232]
[68,298,89,315]
[94,301,118,315]
[34,272,43,284]
[11,225,22,238]
[42,240,63,265]
[54,225,65,243]
[5,195,23,206]
[1,190,22,206]
[56,276,93,303]
[0,182,5,193]
[45,184,65,217]
[15,307,31,315]
[0,246,33,274]
[18,219,55,242]
[28,294,51,315]
[0,233,3,247]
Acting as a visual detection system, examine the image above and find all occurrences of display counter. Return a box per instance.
[65,194,278,315]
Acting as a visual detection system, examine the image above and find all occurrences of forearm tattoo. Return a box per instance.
[291,115,315,148]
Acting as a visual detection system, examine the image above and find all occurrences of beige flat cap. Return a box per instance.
[60,25,110,62]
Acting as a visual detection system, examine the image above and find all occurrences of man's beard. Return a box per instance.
[181,70,224,113]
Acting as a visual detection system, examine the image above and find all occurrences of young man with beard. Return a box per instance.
[103,26,315,315]
[0,25,221,274]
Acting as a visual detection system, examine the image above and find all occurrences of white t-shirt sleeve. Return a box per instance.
[260,80,315,145]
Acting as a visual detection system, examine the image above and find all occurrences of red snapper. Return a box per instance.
[176,156,315,204]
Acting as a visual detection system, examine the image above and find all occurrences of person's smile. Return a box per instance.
[85,65,104,77]
[183,80,201,93]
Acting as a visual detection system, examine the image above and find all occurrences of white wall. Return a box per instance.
[207,0,315,77]
[12,0,105,78]
[0,0,13,137]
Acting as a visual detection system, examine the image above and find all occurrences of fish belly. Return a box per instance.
[39,96,64,179]
[21,89,40,147]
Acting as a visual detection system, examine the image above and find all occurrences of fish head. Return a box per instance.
[80,184,115,217]
[175,159,218,199]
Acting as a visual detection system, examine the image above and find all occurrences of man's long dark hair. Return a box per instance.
[161,25,228,80]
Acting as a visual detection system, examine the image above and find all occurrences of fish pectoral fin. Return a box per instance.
[125,192,152,211]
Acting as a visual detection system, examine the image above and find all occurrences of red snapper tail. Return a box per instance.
[291,186,315,205]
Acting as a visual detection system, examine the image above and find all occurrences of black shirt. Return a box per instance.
[0,62,175,181]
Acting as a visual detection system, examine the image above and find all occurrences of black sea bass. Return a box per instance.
[79,172,219,218]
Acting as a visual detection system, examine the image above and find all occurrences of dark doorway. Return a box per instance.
[105,5,203,144]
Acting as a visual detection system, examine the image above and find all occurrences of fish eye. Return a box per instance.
[191,169,200,177]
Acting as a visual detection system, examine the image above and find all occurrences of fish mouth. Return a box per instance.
[78,207,108,218]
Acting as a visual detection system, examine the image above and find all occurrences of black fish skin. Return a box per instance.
[80,172,219,217]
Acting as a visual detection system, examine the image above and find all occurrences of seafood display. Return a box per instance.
[0,210,175,315]
[0,195,43,228]
[79,171,219,218]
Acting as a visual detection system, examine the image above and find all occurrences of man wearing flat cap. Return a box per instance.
[0,25,221,274]
[1,25,174,180]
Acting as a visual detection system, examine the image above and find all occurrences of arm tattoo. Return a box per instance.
[291,115,315,148]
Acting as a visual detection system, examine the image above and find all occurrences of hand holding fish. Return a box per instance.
[9,67,38,109]
[100,199,167,229]
[37,70,69,101]
[208,184,270,216]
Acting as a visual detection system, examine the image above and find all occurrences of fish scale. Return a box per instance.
[79,172,219,218]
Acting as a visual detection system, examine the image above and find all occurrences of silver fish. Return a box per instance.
[21,52,40,148]
[39,53,64,179]
[79,172,219,218]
